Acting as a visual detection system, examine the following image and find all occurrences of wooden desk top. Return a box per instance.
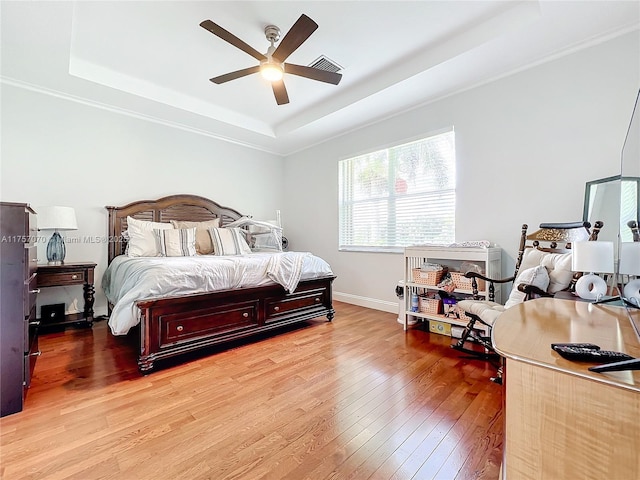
[492,297,640,392]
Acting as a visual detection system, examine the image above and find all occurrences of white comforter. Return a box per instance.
[103,252,333,335]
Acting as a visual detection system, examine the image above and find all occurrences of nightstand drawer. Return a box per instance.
[37,269,86,287]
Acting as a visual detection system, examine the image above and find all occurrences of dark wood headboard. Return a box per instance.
[106,194,244,264]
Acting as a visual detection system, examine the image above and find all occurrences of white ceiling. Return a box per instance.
[1,1,639,155]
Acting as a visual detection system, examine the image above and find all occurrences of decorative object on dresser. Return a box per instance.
[571,240,614,301]
[105,194,335,373]
[0,202,39,417]
[37,206,77,265]
[454,221,603,384]
[36,262,96,329]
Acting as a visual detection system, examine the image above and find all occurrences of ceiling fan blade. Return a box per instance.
[284,63,342,85]
[272,80,290,105]
[200,20,266,62]
[210,66,260,84]
[272,14,318,63]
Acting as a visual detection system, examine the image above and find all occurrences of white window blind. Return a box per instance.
[339,130,455,252]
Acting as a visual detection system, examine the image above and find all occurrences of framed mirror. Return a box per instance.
[583,175,640,246]
[621,89,640,241]
[620,89,640,358]
[582,89,640,372]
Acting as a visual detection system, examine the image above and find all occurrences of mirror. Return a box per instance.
[584,89,640,267]
[583,175,639,247]
[583,89,640,371]
[620,89,640,348]
[621,89,640,242]
[583,175,622,247]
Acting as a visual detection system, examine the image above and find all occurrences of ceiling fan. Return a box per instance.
[200,14,342,105]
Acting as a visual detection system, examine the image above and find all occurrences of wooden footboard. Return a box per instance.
[135,276,335,372]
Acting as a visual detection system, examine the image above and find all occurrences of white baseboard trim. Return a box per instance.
[333,292,398,314]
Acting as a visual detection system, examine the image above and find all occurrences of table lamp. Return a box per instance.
[572,241,614,301]
[619,242,640,307]
[37,206,78,265]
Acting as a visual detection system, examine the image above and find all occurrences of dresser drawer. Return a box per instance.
[26,211,37,246]
[265,287,329,324]
[24,305,38,353]
[37,269,86,287]
[23,305,39,388]
[24,273,38,317]
[24,246,38,279]
[159,302,259,348]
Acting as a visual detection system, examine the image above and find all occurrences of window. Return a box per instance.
[338,129,455,252]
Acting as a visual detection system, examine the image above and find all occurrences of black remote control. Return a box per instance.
[551,343,600,351]
[553,346,634,363]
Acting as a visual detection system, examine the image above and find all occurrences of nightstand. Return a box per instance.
[36,262,96,328]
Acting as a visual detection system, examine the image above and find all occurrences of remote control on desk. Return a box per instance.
[552,346,634,363]
[551,343,600,351]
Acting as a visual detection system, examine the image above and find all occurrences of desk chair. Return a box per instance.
[452,221,603,383]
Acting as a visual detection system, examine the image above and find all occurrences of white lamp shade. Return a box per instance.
[619,242,640,275]
[37,206,78,231]
[571,241,614,273]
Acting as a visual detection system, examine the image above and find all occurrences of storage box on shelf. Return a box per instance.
[403,245,502,333]
[418,295,443,316]
[412,268,444,286]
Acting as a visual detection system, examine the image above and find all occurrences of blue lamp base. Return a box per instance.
[46,230,66,265]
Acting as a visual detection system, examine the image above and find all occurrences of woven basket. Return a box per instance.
[412,268,444,286]
[450,271,486,291]
[418,296,443,315]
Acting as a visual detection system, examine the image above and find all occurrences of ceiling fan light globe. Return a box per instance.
[260,63,284,82]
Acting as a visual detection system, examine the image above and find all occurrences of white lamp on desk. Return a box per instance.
[619,242,640,307]
[572,241,614,301]
[37,206,78,265]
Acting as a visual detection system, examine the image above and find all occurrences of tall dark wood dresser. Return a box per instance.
[1,202,39,417]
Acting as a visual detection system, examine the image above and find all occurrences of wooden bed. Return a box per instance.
[106,194,335,373]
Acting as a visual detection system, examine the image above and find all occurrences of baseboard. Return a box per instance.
[333,292,398,314]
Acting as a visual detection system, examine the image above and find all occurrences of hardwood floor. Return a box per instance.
[0,302,503,480]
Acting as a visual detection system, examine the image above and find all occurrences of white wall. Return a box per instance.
[283,31,640,311]
[2,31,638,319]
[1,86,284,316]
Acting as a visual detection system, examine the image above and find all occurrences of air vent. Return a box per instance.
[308,55,343,73]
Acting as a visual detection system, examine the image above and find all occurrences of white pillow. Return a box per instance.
[504,265,550,308]
[208,227,252,256]
[153,228,197,257]
[126,216,173,257]
[519,248,573,294]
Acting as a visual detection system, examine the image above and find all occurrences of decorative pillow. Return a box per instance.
[519,248,573,294]
[126,216,173,257]
[170,219,221,255]
[504,265,550,308]
[208,227,252,256]
[153,228,197,257]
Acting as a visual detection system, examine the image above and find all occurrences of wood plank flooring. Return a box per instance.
[0,302,503,480]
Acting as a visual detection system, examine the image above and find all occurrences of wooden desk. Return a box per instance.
[492,298,640,480]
